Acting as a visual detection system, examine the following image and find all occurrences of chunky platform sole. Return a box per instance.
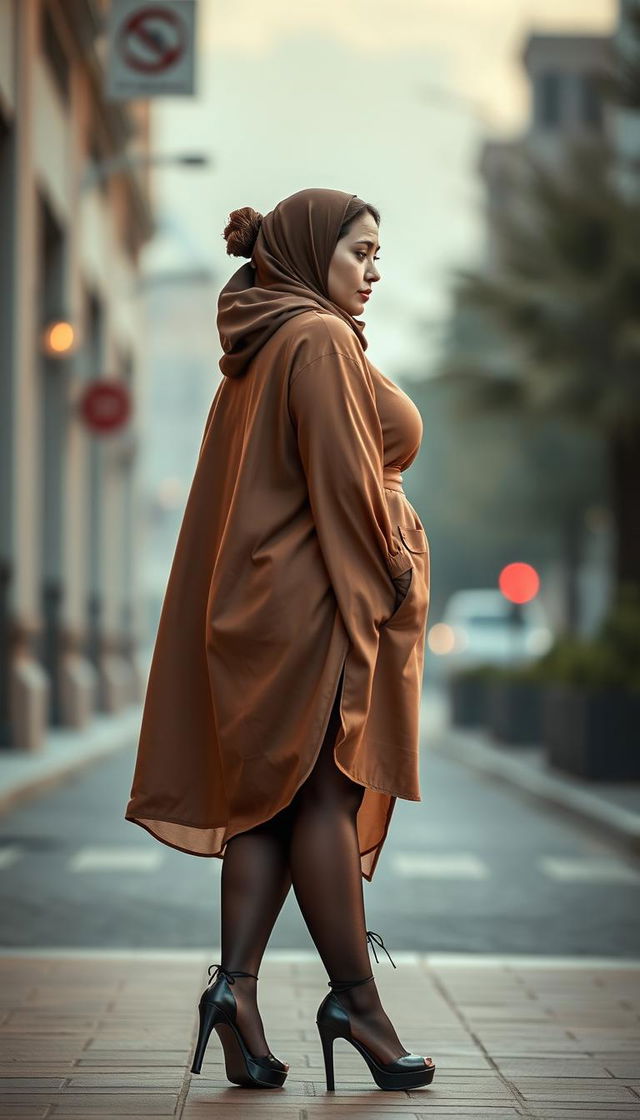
[317,1018,436,1091]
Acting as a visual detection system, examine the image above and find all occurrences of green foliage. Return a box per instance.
[437,138,640,439]
[598,0,640,109]
[431,120,640,618]
[514,582,640,693]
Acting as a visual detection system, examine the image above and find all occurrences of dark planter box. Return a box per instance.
[486,679,543,744]
[542,684,640,780]
[449,673,490,727]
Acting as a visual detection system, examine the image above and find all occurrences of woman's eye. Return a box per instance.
[355,251,381,261]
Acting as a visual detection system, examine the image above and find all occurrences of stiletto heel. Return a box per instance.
[190,964,288,1088]
[316,931,436,1092]
[318,1020,337,1091]
[191,998,224,1074]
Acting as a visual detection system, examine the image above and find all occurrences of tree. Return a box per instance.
[434,135,640,612]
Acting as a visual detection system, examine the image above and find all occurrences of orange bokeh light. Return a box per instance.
[499,562,539,604]
[43,320,75,356]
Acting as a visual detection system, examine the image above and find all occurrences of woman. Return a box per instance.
[125,188,435,1092]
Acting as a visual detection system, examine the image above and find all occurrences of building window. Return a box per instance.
[535,70,563,128]
[580,73,603,129]
[42,7,70,102]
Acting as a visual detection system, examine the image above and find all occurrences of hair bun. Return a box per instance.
[223,207,263,258]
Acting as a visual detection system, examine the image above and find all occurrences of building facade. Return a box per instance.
[0,0,154,749]
[477,31,616,269]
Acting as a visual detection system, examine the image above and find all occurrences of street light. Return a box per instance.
[81,151,211,191]
[42,318,76,357]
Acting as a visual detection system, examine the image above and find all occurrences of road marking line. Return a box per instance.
[68,846,165,871]
[391,852,490,878]
[539,856,640,884]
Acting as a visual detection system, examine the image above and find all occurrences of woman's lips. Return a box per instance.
[359,291,370,301]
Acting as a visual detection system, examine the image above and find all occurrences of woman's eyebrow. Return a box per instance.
[354,239,381,250]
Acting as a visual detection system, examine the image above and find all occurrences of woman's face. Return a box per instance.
[327,212,381,316]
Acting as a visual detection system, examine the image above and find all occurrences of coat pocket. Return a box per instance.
[398,525,428,554]
[382,525,429,629]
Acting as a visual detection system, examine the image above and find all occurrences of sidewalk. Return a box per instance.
[0,949,639,1118]
[0,705,142,815]
[424,691,640,857]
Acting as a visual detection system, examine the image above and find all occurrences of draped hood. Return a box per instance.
[216,187,370,379]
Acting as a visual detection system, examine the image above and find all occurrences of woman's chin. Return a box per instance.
[332,296,367,317]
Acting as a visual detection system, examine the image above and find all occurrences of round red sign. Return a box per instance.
[79,381,132,434]
[118,5,186,75]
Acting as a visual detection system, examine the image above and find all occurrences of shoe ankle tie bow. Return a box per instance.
[366,929,397,968]
[206,964,258,987]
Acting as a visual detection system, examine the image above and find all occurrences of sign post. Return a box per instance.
[106,0,197,100]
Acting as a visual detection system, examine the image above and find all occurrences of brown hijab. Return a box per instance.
[217,187,371,379]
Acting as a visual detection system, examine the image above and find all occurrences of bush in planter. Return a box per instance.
[534,584,639,685]
[524,583,640,779]
[483,663,545,745]
[448,663,504,728]
[596,582,640,693]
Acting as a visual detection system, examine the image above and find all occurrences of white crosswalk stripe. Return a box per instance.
[1,844,637,885]
[391,852,490,879]
[538,857,640,884]
[0,845,22,869]
[68,847,165,871]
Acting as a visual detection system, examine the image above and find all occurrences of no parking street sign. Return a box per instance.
[106,0,196,99]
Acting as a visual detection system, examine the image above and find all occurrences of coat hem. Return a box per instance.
[125,624,412,878]
[123,634,352,867]
[124,814,223,859]
[334,775,421,801]
[125,801,394,882]
[358,794,396,881]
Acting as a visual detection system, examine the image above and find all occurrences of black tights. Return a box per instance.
[219,668,417,1067]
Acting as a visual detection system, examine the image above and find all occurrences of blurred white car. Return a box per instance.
[433,588,554,674]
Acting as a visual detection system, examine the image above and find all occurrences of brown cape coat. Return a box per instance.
[125,191,431,880]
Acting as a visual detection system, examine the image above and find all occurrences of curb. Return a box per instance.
[431,723,640,857]
[0,705,141,815]
[1,948,639,967]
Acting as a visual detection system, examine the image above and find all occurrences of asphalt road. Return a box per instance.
[1,688,638,953]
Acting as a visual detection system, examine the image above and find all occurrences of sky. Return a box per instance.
[144,0,616,381]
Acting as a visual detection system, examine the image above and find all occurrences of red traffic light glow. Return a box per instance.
[499,562,539,604]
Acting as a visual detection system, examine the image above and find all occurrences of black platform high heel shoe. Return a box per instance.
[316,931,436,1092]
[190,964,289,1089]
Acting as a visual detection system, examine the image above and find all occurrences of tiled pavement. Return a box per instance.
[1,951,639,1118]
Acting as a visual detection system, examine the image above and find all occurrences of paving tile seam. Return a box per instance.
[419,959,537,1118]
